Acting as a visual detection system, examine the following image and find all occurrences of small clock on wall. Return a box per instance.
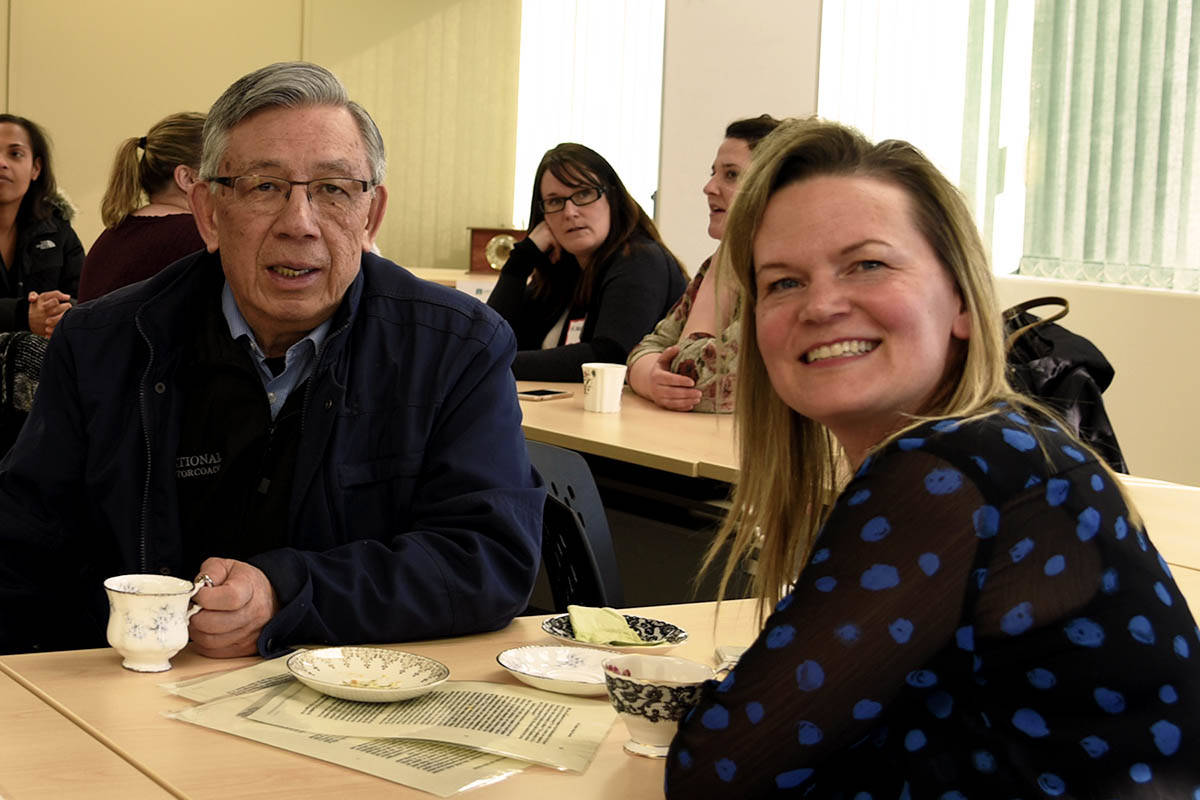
[468,227,527,274]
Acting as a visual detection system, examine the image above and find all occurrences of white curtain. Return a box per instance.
[819,0,1035,277]
[512,0,666,228]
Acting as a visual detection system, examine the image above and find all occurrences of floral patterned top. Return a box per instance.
[666,407,1200,798]
[625,257,739,413]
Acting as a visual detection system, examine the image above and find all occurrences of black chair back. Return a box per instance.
[526,440,624,610]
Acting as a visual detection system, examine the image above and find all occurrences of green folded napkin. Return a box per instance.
[567,604,645,645]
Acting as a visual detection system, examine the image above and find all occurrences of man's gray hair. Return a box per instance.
[200,61,386,185]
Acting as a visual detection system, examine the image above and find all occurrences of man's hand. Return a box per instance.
[628,345,703,411]
[189,557,281,658]
[27,290,71,337]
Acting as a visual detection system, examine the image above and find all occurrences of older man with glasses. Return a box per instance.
[0,62,543,659]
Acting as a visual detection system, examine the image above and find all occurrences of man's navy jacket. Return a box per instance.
[0,249,544,656]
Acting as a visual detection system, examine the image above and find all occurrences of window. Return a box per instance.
[512,0,665,228]
[819,0,1199,291]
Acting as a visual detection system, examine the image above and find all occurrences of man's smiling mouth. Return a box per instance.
[270,265,317,278]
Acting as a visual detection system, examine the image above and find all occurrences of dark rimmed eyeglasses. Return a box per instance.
[211,174,372,216]
[538,186,605,214]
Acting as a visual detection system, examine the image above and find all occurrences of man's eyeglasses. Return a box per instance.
[211,175,372,216]
[538,186,605,214]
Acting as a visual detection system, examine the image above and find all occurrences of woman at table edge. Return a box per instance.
[665,118,1200,797]
[487,143,687,382]
[0,114,83,336]
[627,114,781,413]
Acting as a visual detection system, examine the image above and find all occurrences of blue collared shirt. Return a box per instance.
[220,283,330,419]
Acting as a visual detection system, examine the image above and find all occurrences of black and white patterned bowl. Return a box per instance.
[541,613,688,653]
[601,654,713,755]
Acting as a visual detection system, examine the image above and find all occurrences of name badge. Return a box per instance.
[564,317,586,346]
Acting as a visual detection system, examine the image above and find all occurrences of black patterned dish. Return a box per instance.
[541,613,688,653]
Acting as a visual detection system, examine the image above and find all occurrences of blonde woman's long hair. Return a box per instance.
[704,118,1030,621]
[100,112,205,228]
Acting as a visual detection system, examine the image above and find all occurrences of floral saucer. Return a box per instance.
[541,613,688,653]
[496,645,609,696]
[286,646,449,703]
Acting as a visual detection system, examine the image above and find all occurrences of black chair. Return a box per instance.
[526,440,624,610]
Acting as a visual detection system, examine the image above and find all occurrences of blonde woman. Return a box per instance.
[666,120,1199,797]
[78,112,205,301]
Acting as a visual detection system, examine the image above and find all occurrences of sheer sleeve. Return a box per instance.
[667,446,986,797]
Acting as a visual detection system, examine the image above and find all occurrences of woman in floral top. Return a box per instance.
[626,115,780,413]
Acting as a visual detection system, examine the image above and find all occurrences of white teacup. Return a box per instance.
[602,654,713,757]
[103,574,209,672]
[581,362,627,413]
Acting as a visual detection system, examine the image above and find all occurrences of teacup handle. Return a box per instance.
[187,574,214,619]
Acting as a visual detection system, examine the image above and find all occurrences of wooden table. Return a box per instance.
[0,667,174,799]
[0,601,758,799]
[514,386,1200,601]
[516,381,738,482]
[1117,474,1200,610]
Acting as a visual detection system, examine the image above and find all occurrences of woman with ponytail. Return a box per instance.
[78,112,205,301]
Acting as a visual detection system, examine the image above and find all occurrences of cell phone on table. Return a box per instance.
[517,388,574,401]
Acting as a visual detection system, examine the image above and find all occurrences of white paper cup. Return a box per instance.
[581,362,627,413]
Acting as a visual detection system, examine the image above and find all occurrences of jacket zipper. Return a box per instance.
[299,315,352,436]
[134,314,156,573]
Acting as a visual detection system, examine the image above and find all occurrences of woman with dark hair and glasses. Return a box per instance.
[487,142,687,381]
[0,114,84,336]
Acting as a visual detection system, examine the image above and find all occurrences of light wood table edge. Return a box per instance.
[0,660,190,800]
[518,423,704,478]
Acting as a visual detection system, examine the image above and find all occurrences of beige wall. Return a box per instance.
[4,0,520,271]
[8,0,303,250]
[304,0,521,269]
[658,0,821,274]
[996,275,1200,486]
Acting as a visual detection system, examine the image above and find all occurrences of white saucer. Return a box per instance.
[286,646,449,703]
[496,645,608,696]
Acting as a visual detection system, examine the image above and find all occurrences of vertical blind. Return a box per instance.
[820,0,1199,291]
[1021,0,1200,290]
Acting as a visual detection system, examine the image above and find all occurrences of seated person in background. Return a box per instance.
[0,114,84,337]
[487,143,687,381]
[667,119,1200,797]
[0,62,543,658]
[78,112,207,301]
[627,114,780,412]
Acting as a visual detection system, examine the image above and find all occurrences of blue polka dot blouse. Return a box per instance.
[666,408,1200,798]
